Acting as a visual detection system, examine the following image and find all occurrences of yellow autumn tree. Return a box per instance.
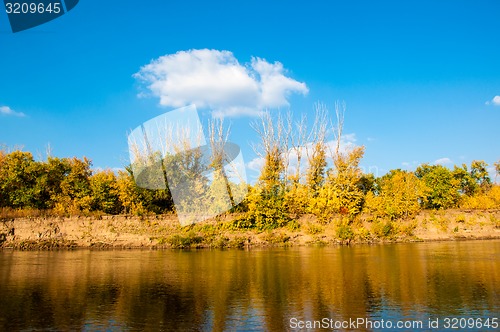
[246,112,290,229]
[308,102,365,222]
[365,170,428,220]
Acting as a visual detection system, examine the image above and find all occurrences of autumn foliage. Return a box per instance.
[1,105,499,226]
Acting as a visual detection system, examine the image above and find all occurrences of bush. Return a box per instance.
[460,186,500,209]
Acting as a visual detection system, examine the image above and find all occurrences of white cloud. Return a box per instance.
[247,156,265,172]
[0,106,25,117]
[434,157,453,165]
[134,49,308,117]
[485,95,500,106]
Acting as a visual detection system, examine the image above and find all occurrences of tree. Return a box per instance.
[90,170,121,214]
[365,170,427,219]
[305,104,328,197]
[495,160,500,184]
[53,157,93,213]
[246,111,289,229]
[284,105,328,216]
[470,160,491,191]
[116,168,147,215]
[309,102,365,221]
[415,164,460,209]
[452,164,478,196]
[0,151,38,208]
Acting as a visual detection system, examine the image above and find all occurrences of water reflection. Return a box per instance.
[0,240,498,331]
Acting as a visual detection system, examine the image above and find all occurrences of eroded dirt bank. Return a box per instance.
[1,210,499,250]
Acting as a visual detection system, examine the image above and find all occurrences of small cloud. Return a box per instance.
[434,157,453,165]
[367,137,376,142]
[247,157,265,172]
[486,95,500,106]
[401,161,419,169]
[0,106,25,117]
[134,49,308,117]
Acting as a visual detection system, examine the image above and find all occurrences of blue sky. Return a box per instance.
[1,0,499,182]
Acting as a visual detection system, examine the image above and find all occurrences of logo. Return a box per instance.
[127,105,248,226]
[3,0,79,33]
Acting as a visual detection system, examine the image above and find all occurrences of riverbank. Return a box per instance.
[1,209,499,250]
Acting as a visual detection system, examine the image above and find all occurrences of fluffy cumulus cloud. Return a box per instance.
[434,157,453,165]
[485,95,500,106]
[0,106,25,117]
[134,49,308,117]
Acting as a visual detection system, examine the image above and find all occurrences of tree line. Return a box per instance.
[1,105,499,226]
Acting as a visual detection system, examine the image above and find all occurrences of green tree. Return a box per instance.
[90,170,121,214]
[452,164,478,196]
[53,157,93,214]
[470,160,491,191]
[0,151,38,208]
[415,164,460,209]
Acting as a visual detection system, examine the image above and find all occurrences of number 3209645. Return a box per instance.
[5,2,61,14]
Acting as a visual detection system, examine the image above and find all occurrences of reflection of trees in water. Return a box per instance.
[0,241,499,330]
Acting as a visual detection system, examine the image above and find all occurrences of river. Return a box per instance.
[0,240,499,331]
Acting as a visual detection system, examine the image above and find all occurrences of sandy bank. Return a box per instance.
[1,210,499,250]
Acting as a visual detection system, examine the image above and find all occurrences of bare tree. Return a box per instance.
[332,100,345,160]
[495,160,500,184]
[291,114,308,184]
[251,111,286,191]
[305,103,328,193]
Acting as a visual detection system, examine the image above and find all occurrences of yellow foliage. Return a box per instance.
[460,185,500,209]
[284,182,309,216]
[116,171,146,215]
[308,146,365,222]
[365,170,427,220]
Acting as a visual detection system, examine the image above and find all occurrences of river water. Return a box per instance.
[0,240,498,331]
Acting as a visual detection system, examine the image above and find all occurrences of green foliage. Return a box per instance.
[90,170,121,214]
[53,157,93,214]
[416,164,460,209]
[470,160,491,190]
[0,151,38,208]
[167,231,203,248]
[336,223,354,242]
[453,164,478,196]
[306,223,323,235]
[372,219,396,239]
